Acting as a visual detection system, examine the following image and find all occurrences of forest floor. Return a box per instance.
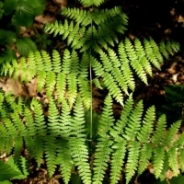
[8,0,184,183]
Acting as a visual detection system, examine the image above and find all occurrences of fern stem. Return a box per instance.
[89,11,93,141]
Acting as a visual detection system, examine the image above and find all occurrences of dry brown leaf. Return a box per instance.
[53,0,67,8]
[0,78,26,96]
[35,14,55,24]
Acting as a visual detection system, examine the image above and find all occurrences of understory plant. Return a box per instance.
[0,0,46,63]
[0,0,183,183]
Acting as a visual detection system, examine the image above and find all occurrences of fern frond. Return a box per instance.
[17,156,29,176]
[45,137,57,177]
[126,141,140,184]
[52,50,62,73]
[36,70,46,92]
[59,99,72,138]
[149,38,163,62]
[41,50,52,72]
[57,139,73,184]
[70,97,87,138]
[98,95,114,137]
[152,146,165,178]
[134,39,152,76]
[45,71,56,97]
[163,121,181,147]
[91,57,105,77]
[13,137,23,160]
[124,100,143,141]
[138,143,152,175]
[102,73,123,105]
[3,118,17,137]
[78,79,91,109]
[24,136,43,167]
[110,139,126,184]
[79,0,105,7]
[10,113,26,136]
[152,115,167,145]
[93,137,113,184]
[56,72,66,103]
[112,96,134,138]
[67,73,77,108]
[79,53,90,78]
[179,149,184,171]
[137,106,155,142]
[167,147,179,175]
[70,138,91,184]
[143,39,162,69]
[48,98,60,136]
[3,135,14,155]
[34,51,45,71]
[125,38,147,84]
[30,99,46,136]
[62,49,71,74]
[61,8,91,26]
[70,51,79,74]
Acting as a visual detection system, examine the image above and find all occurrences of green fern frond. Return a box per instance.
[124,100,143,141]
[97,95,114,137]
[168,147,179,175]
[57,139,73,184]
[48,98,60,136]
[78,79,91,109]
[110,139,126,184]
[2,134,13,155]
[41,50,52,72]
[10,113,26,136]
[52,50,62,73]
[13,137,23,160]
[152,146,165,178]
[34,51,45,71]
[112,96,134,138]
[3,118,17,137]
[45,71,56,97]
[59,99,72,138]
[45,137,57,177]
[30,99,46,136]
[102,73,123,105]
[137,143,152,175]
[179,149,184,172]
[70,97,86,138]
[152,115,167,145]
[17,156,29,176]
[126,141,140,184]
[79,0,105,7]
[137,106,155,142]
[62,49,72,74]
[163,121,181,147]
[70,138,91,184]
[134,38,152,76]
[56,72,66,103]
[93,137,113,184]
[67,73,77,108]
[36,70,46,92]
[61,8,91,26]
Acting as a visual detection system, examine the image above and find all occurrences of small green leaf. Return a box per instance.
[3,0,17,15]
[16,37,37,56]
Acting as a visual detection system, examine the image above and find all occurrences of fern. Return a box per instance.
[0,0,183,183]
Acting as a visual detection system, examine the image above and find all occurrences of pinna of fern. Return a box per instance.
[93,95,184,184]
[0,89,183,183]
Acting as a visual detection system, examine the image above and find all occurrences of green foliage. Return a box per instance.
[0,0,182,183]
[0,157,28,183]
[0,0,46,63]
